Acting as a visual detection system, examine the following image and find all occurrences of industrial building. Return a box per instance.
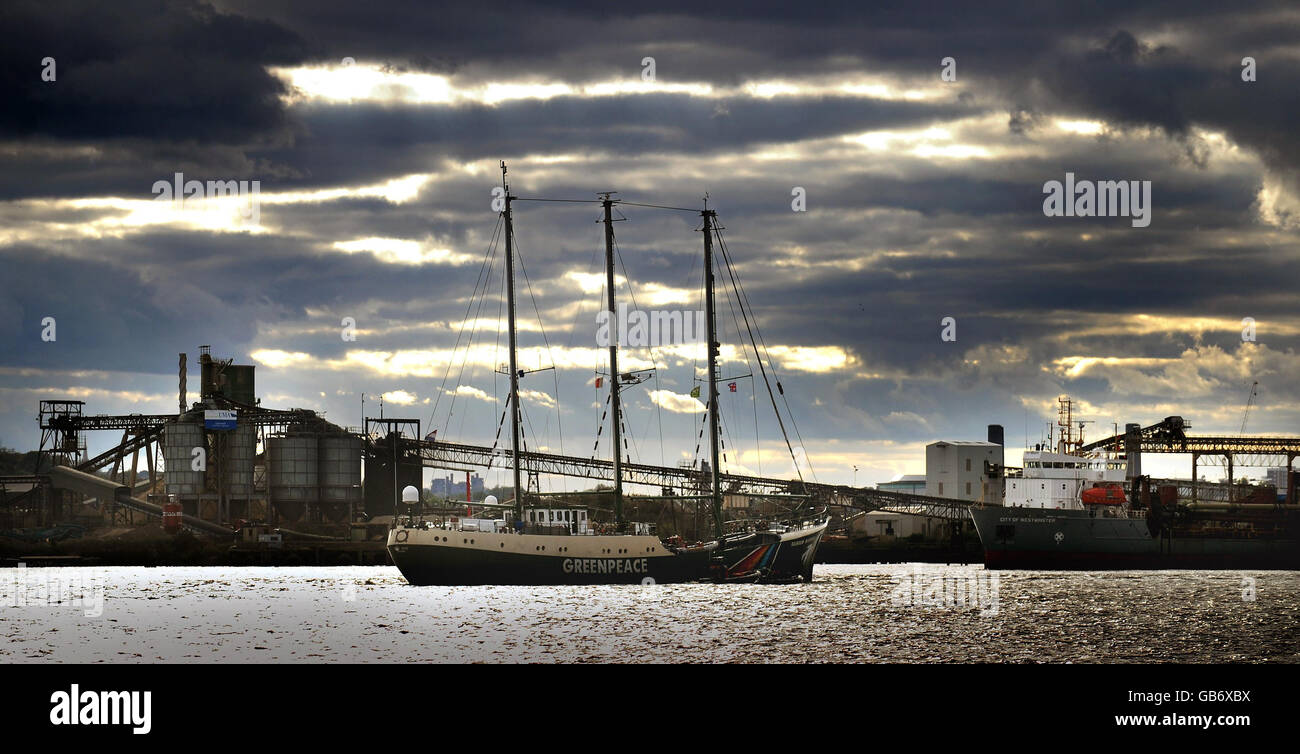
[854,427,1006,544]
[1267,467,1288,493]
[877,474,926,495]
[924,431,1004,503]
[431,473,485,500]
[5,346,375,537]
[159,347,365,526]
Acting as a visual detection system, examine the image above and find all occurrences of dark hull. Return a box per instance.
[713,519,829,582]
[388,541,714,585]
[971,506,1300,570]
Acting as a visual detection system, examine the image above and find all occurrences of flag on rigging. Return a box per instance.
[728,382,737,392]
[689,385,701,398]
[595,376,603,389]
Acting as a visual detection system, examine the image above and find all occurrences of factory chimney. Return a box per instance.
[179,352,187,415]
[987,424,1004,446]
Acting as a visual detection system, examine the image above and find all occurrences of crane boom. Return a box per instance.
[1240,381,1258,436]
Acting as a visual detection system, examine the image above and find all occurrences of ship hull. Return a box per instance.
[970,507,1300,570]
[713,518,829,583]
[387,527,714,585]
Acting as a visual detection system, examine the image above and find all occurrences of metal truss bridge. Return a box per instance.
[1078,415,1300,484]
[414,439,975,521]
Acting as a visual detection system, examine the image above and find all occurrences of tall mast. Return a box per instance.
[702,208,724,539]
[601,194,625,528]
[503,162,523,521]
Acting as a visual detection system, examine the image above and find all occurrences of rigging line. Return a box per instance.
[752,371,762,477]
[712,222,810,485]
[733,263,816,488]
[591,390,612,458]
[514,233,559,373]
[716,274,748,475]
[430,214,502,432]
[446,219,503,437]
[519,394,541,457]
[513,197,602,204]
[652,361,665,470]
[451,221,503,433]
[611,226,667,468]
[513,236,568,490]
[459,225,504,438]
[620,407,639,470]
[690,227,707,388]
[608,226,644,475]
[550,367,567,493]
[733,267,816,485]
[619,200,702,213]
[493,218,506,422]
[718,255,753,473]
[715,226,792,419]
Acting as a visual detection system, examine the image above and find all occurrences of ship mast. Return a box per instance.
[601,194,626,529]
[702,207,724,539]
[502,162,523,521]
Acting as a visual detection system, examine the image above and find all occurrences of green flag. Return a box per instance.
[689,385,701,398]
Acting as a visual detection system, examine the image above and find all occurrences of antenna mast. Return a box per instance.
[502,161,523,520]
[601,193,625,528]
[702,206,724,539]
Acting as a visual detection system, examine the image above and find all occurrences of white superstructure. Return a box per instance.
[1004,450,1127,510]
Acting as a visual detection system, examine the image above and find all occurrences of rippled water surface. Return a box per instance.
[2,565,1297,663]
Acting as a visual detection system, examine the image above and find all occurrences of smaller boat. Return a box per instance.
[712,515,830,583]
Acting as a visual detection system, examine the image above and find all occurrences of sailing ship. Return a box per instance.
[387,164,826,585]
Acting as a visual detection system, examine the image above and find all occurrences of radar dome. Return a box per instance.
[401,485,421,503]
[484,494,498,507]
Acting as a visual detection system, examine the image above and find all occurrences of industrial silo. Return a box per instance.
[319,434,362,522]
[163,419,207,499]
[223,421,255,497]
[268,435,318,523]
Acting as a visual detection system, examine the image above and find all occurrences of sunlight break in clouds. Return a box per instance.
[333,237,477,266]
[650,389,705,414]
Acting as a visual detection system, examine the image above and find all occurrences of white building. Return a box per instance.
[925,441,1003,502]
[860,511,944,539]
[877,474,927,495]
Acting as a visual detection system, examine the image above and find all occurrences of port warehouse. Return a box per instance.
[2,346,1298,562]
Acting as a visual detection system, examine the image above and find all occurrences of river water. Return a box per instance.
[2,565,1297,663]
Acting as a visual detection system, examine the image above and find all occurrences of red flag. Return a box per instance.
[728,382,737,392]
[595,376,603,388]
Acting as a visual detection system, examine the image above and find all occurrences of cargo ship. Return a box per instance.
[969,447,1300,569]
[388,164,827,585]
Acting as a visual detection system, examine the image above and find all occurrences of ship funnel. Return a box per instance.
[1124,423,1142,479]
[987,424,1004,446]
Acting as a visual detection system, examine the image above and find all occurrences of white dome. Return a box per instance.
[484,494,498,507]
[401,485,421,503]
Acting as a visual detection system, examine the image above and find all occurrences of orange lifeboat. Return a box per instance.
[1081,484,1126,505]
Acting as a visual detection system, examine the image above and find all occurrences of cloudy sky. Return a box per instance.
[2,0,1298,488]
